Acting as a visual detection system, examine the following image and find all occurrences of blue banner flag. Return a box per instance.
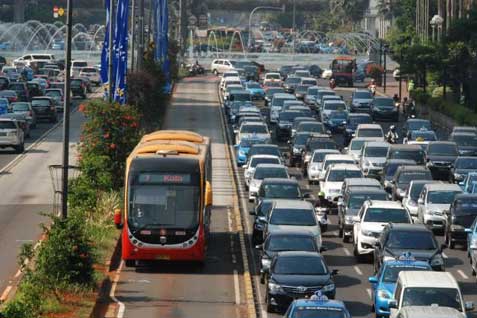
[100,0,110,85]
[154,0,171,92]
[113,0,129,104]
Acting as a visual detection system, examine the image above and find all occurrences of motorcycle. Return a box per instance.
[386,132,398,144]
[329,78,336,90]
[369,85,377,96]
[187,63,205,76]
[315,207,328,232]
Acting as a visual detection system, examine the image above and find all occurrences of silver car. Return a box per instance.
[11,102,36,128]
[0,118,24,153]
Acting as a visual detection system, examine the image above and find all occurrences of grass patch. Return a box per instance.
[427,97,477,125]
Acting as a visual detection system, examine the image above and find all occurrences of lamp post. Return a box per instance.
[247,5,285,50]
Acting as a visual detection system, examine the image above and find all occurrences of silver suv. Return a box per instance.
[0,118,24,153]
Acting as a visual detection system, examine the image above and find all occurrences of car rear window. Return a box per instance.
[0,121,16,129]
[32,99,50,107]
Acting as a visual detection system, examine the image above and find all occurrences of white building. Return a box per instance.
[360,0,393,39]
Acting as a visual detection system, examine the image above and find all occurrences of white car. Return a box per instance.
[417,183,463,231]
[320,100,347,122]
[219,71,240,90]
[236,122,270,145]
[79,67,100,86]
[319,154,356,180]
[403,180,440,221]
[319,163,363,204]
[307,149,340,184]
[353,200,412,258]
[71,60,88,76]
[263,72,281,82]
[321,69,333,79]
[0,118,24,153]
[359,141,390,177]
[244,155,282,188]
[13,53,55,66]
[211,59,235,75]
[345,137,371,161]
[248,164,289,202]
[221,77,243,94]
[355,124,384,140]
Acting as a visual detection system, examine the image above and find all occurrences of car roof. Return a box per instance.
[273,199,313,209]
[354,88,371,93]
[250,154,280,160]
[397,271,459,288]
[424,183,463,192]
[324,154,354,161]
[386,223,431,232]
[273,93,295,98]
[450,132,476,137]
[357,124,382,129]
[385,159,417,165]
[0,118,15,122]
[365,200,404,209]
[409,180,441,187]
[397,165,429,172]
[328,163,360,170]
[399,306,464,318]
[345,178,382,187]
[268,228,316,237]
[276,251,322,258]
[407,118,431,123]
[250,144,278,149]
[312,149,340,155]
[255,163,286,169]
[428,141,457,146]
[454,193,477,200]
[292,298,347,309]
[348,187,387,195]
[262,178,298,185]
[390,144,423,150]
[348,113,372,118]
[364,141,390,148]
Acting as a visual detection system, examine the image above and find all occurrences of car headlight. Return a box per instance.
[431,255,444,266]
[238,150,246,157]
[304,155,311,163]
[408,200,418,207]
[397,189,406,197]
[427,161,434,167]
[377,289,391,299]
[321,283,335,292]
[268,282,284,293]
[362,229,376,237]
[7,131,17,136]
[254,222,264,230]
[261,258,271,269]
[344,215,356,224]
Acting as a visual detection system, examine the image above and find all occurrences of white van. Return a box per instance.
[210,59,235,75]
[389,271,473,318]
[71,60,88,76]
[13,54,56,66]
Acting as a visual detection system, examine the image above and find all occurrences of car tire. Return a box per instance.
[15,143,24,154]
[265,293,274,313]
[338,226,343,238]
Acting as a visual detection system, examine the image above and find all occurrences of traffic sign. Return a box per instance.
[58,7,65,17]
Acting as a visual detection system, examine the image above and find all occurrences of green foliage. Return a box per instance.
[410,88,431,105]
[2,282,43,318]
[428,97,477,125]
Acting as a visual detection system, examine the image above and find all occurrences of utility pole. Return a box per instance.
[292,0,296,54]
[383,45,387,93]
[137,0,145,70]
[61,0,73,219]
[399,49,403,100]
[108,0,115,102]
[148,0,153,44]
[131,0,136,72]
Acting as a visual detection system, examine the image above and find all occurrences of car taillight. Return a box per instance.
[29,110,32,116]
[50,106,55,111]
[11,97,16,102]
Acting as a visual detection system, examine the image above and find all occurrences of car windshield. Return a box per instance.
[73,61,88,68]
[382,265,430,283]
[294,134,310,146]
[241,124,267,134]
[254,167,287,180]
[329,112,348,120]
[453,135,477,147]
[455,200,477,215]
[410,131,437,141]
[374,98,394,107]
[363,208,410,223]
[324,103,346,111]
[291,308,346,318]
[428,191,461,204]
[386,230,437,250]
[298,123,323,133]
[428,143,458,156]
[274,256,326,275]
[81,68,96,73]
[350,139,366,151]
[398,171,431,184]
[250,157,280,168]
[266,88,284,96]
[312,151,337,163]
[46,90,61,97]
[327,169,363,182]
[309,140,337,151]
[307,88,319,95]
[247,83,261,89]
[408,120,432,131]
[11,103,29,111]
[0,90,15,97]
[456,158,477,169]
[302,80,316,86]
[239,139,262,148]
[266,236,316,252]
[296,86,308,93]
[270,208,316,226]
[349,116,372,126]
[410,183,426,200]
[354,92,372,99]
[266,74,280,80]
[233,94,251,102]
[358,128,383,138]
[263,184,301,199]
[249,146,280,158]
[390,150,425,164]
[348,193,387,209]
[402,288,462,311]
[280,112,300,122]
[256,201,273,217]
[31,99,50,107]
[364,146,388,157]
[0,121,15,129]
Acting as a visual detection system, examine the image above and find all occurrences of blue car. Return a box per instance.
[368,257,432,318]
[235,137,266,166]
[325,110,348,133]
[245,81,265,100]
[462,172,477,192]
[285,292,352,318]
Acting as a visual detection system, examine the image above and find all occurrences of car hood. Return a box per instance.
[353,98,372,104]
[455,168,474,175]
[428,155,457,163]
[268,225,321,244]
[361,222,387,233]
[272,273,331,287]
[453,214,477,228]
[427,203,451,212]
[384,248,438,262]
[366,157,386,166]
[323,182,343,192]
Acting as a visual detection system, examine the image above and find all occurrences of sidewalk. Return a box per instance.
[376,73,409,100]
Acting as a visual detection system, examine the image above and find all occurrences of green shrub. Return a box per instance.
[427,97,477,125]
[410,87,431,105]
[432,86,454,98]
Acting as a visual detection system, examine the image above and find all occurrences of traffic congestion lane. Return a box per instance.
[113,76,249,318]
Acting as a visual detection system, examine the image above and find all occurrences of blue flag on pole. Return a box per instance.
[113,0,129,104]
[154,0,171,93]
[100,0,110,85]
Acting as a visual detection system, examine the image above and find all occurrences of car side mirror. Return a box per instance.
[455,174,464,182]
[368,276,378,284]
[234,144,239,149]
[255,244,263,250]
[243,164,249,169]
[343,147,348,152]
[465,301,474,311]
[205,181,213,207]
[326,130,332,135]
[388,300,397,309]
[331,269,339,276]
[320,246,328,252]
[113,208,123,229]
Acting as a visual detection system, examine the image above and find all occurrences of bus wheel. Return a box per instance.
[125,260,136,267]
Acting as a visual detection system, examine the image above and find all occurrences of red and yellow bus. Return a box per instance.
[115,130,212,266]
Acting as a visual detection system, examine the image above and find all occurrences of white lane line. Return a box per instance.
[110,260,125,318]
[366,288,372,299]
[442,252,448,259]
[233,269,241,305]
[354,265,363,276]
[343,248,351,256]
[457,269,469,280]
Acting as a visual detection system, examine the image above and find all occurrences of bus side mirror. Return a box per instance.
[206,181,213,207]
[114,208,123,229]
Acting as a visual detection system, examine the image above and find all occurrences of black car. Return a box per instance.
[425,141,459,180]
[265,251,338,312]
[248,144,282,163]
[381,159,417,192]
[445,194,477,249]
[31,97,57,123]
[374,223,445,272]
[302,134,339,173]
[391,165,433,201]
[70,78,87,98]
[279,65,294,79]
[256,178,304,206]
[276,110,302,141]
[449,132,477,156]
[26,82,43,98]
[370,97,399,121]
[289,132,311,167]
[338,188,388,242]
[258,230,320,283]
[264,87,285,106]
[8,82,30,102]
[343,113,372,144]
[402,119,432,140]
[251,199,274,245]
[452,157,477,183]
[307,64,323,77]
[283,76,301,94]
[0,76,9,90]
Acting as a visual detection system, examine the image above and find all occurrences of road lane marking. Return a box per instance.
[110,260,125,318]
[234,269,241,305]
[353,265,363,276]
[366,288,372,299]
[457,269,469,280]
[0,285,12,302]
[343,248,351,256]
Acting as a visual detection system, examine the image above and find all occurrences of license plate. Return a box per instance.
[155,255,170,260]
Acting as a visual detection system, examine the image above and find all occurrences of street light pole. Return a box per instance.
[247,5,284,50]
[292,0,296,54]
[61,0,73,219]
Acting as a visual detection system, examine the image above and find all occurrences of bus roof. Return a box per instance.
[133,140,201,155]
[140,130,205,143]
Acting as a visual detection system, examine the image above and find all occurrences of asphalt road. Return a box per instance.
[0,97,86,297]
[113,76,249,318]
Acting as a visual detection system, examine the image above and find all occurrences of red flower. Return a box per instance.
[103,133,110,139]
[110,143,117,150]
[130,122,138,128]
[78,104,86,112]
